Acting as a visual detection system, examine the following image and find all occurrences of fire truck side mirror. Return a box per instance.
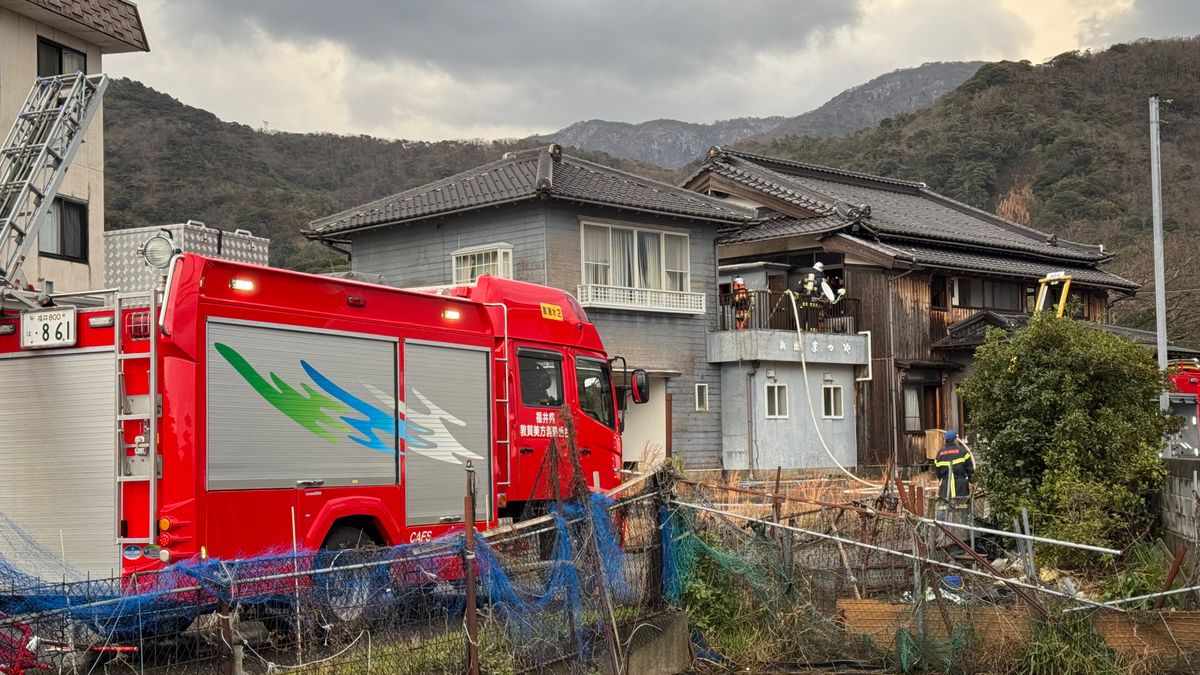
[630,369,650,405]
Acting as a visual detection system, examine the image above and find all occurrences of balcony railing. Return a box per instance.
[716,290,860,334]
[576,284,706,314]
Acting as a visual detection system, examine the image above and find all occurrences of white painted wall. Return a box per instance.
[1,7,106,291]
[622,377,667,464]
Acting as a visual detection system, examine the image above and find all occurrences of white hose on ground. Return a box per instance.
[787,290,881,488]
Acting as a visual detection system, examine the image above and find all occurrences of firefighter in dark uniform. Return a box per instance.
[934,428,974,526]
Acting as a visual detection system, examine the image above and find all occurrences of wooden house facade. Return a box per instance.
[684,148,1138,467]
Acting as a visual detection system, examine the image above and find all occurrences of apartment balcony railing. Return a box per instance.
[576,284,706,314]
[716,290,860,334]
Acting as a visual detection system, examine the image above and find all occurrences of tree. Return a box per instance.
[958,313,1176,567]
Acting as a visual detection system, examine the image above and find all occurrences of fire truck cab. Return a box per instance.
[0,252,646,579]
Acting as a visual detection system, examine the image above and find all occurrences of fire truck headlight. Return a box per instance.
[139,233,177,269]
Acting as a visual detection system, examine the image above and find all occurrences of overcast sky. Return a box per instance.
[106,0,1200,141]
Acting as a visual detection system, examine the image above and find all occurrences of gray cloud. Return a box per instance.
[1079,0,1200,47]
[172,1,862,87]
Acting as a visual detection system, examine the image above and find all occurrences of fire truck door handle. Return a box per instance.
[296,479,325,488]
[518,447,534,455]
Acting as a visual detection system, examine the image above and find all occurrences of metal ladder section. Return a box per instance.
[114,291,160,546]
[0,73,108,294]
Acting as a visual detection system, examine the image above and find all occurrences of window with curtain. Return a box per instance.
[953,277,1026,311]
[37,38,86,77]
[580,223,689,291]
[452,244,512,283]
[38,198,87,262]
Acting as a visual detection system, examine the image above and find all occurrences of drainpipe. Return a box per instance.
[747,360,759,474]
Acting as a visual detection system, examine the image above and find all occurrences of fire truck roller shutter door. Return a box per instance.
[0,349,116,579]
[403,341,491,526]
[206,320,399,490]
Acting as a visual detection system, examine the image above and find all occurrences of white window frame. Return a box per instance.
[695,383,709,412]
[577,220,704,314]
[452,242,513,284]
[579,221,690,292]
[822,384,844,419]
[765,383,789,419]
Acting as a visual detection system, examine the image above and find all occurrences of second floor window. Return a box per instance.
[582,223,689,292]
[953,277,1025,311]
[38,198,87,262]
[452,244,512,284]
[38,38,86,77]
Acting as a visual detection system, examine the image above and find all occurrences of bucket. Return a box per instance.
[942,575,963,591]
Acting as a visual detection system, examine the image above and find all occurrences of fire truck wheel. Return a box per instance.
[315,526,386,624]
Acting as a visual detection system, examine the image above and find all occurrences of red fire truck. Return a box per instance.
[0,252,647,580]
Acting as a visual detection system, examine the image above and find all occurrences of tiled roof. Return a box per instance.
[865,239,1137,290]
[307,146,755,237]
[13,0,149,52]
[717,213,845,244]
[699,148,1108,264]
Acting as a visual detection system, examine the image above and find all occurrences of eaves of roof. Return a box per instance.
[4,0,150,53]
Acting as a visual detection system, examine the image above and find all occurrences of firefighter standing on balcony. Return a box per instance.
[732,277,752,329]
[934,428,974,525]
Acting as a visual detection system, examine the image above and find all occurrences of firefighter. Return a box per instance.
[732,277,752,329]
[934,428,974,527]
[795,263,826,331]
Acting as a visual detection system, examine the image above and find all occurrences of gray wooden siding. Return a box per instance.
[350,202,548,286]
[543,203,723,469]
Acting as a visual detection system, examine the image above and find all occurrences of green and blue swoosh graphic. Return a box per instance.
[214,342,428,453]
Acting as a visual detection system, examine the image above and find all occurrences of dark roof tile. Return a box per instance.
[307,147,754,237]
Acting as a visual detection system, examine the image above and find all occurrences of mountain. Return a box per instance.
[541,61,983,168]
[102,79,675,272]
[732,39,1200,345]
[542,116,785,171]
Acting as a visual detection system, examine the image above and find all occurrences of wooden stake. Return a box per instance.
[463,462,480,675]
[1156,544,1188,610]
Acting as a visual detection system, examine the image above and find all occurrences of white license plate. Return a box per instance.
[21,307,77,349]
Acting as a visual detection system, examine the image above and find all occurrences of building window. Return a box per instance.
[38,198,87,262]
[518,351,564,408]
[38,38,86,77]
[695,383,709,412]
[765,383,788,419]
[581,223,690,292]
[930,274,948,310]
[903,383,942,433]
[452,243,512,284]
[822,384,844,419]
[953,277,1026,311]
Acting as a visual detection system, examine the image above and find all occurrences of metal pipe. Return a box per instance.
[670,499,1119,611]
[1150,94,1170,411]
[923,516,1121,555]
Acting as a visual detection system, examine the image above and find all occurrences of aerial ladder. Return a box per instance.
[0,72,107,307]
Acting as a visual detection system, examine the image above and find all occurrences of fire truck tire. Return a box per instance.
[315,525,387,624]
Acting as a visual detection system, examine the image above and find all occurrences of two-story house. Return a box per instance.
[304,144,755,469]
[685,147,1139,467]
[1,0,149,291]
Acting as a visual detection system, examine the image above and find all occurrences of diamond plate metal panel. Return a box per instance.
[105,222,270,291]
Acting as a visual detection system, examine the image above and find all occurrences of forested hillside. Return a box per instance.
[734,38,1200,344]
[103,79,673,272]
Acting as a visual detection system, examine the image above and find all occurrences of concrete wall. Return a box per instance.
[2,7,106,291]
[719,359,858,471]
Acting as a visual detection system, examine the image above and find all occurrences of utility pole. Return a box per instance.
[1150,94,1169,411]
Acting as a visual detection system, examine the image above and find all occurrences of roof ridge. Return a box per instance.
[713,146,926,190]
[308,152,534,231]
[916,189,1106,260]
[560,151,756,220]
